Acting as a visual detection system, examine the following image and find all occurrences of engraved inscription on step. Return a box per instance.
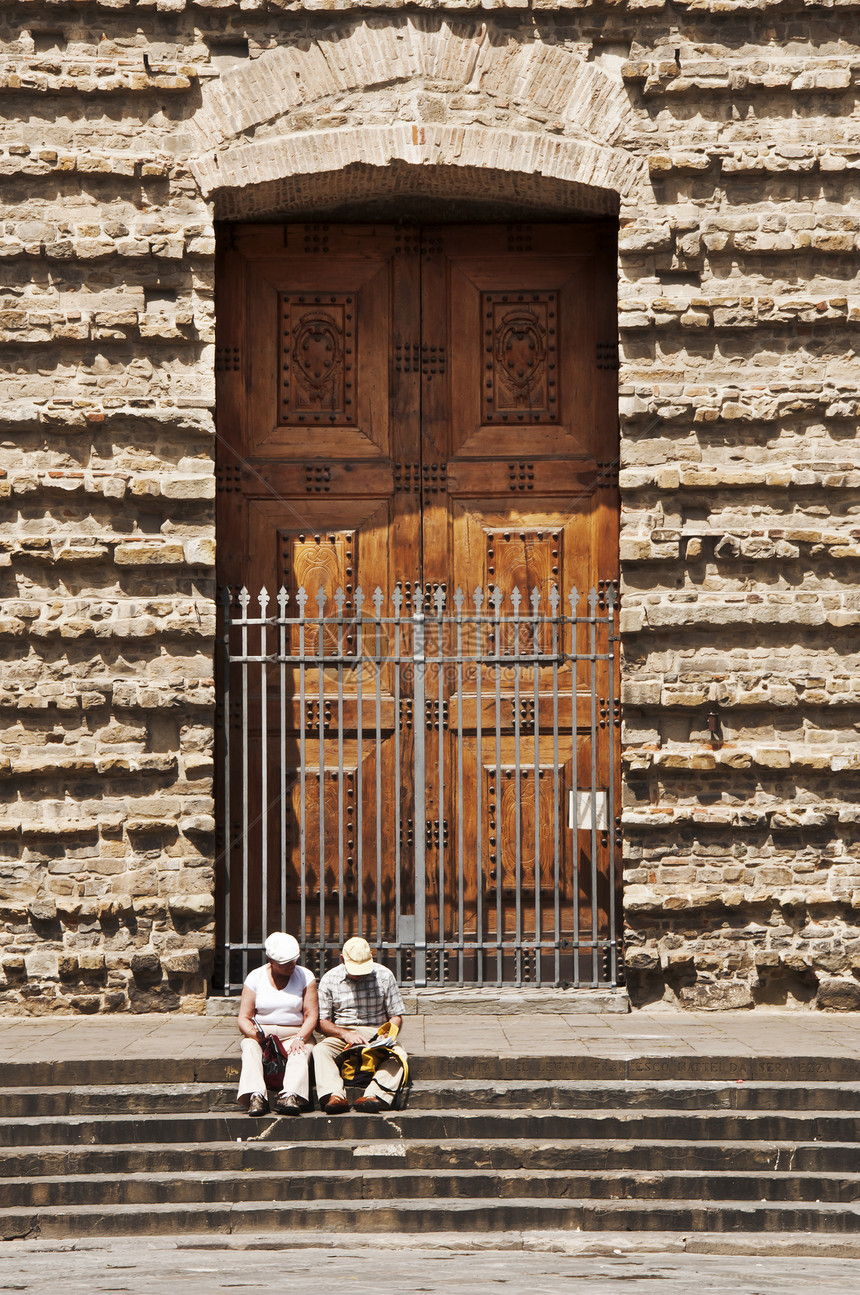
[280,293,356,426]
[483,292,558,424]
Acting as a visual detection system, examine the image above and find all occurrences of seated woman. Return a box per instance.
[237,931,318,1117]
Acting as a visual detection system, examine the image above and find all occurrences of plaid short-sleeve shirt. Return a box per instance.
[317,963,404,1029]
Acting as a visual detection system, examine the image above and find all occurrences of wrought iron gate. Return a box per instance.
[216,583,620,991]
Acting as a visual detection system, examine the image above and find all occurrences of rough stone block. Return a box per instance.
[24,950,59,980]
[816,978,860,1011]
[163,950,201,974]
[130,951,162,980]
[169,894,216,919]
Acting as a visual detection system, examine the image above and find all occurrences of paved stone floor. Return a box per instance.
[0,1006,859,1063]
[0,1235,858,1293]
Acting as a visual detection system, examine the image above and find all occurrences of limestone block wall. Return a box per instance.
[613,14,860,1010]
[0,2,218,1012]
[0,0,857,1012]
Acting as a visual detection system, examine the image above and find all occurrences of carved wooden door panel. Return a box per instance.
[216,225,421,976]
[419,225,619,983]
[216,222,619,986]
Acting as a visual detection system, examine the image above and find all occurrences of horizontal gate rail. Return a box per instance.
[216,584,619,992]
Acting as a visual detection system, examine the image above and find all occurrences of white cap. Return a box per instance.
[265,932,300,964]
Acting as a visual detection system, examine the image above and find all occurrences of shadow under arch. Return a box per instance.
[210,158,622,224]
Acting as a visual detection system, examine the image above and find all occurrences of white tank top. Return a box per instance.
[243,963,315,1026]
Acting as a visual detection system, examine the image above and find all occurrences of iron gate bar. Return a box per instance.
[473,587,483,987]
[278,590,288,940]
[436,588,445,989]
[374,597,383,970]
[259,589,268,969]
[532,586,541,989]
[336,588,345,951]
[589,588,600,985]
[240,590,249,985]
[217,583,619,990]
[551,587,561,986]
[570,586,580,988]
[413,592,426,986]
[356,590,364,937]
[493,588,503,986]
[455,590,465,985]
[513,587,522,985]
[395,586,405,984]
[298,588,307,953]
[317,589,325,966]
[608,590,619,987]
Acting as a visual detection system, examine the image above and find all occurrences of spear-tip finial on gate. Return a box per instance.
[433,585,445,615]
[355,586,365,615]
[490,585,503,613]
[549,585,560,614]
[530,585,541,615]
[510,586,522,616]
[238,586,250,613]
[568,585,579,614]
[391,585,403,615]
[296,586,308,615]
[373,586,384,617]
[258,586,270,616]
[316,587,327,613]
[334,586,346,614]
[453,587,465,613]
[276,586,289,616]
[473,585,484,612]
[588,586,599,613]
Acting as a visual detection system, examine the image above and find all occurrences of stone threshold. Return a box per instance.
[205,986,630,1016]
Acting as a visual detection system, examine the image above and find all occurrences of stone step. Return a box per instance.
[6,1166,860,1210]
[0,1107,856,1149]
[206,988,631,1018]
[1,1046,856,1242]
[3,1196,860,1242]
[1,1054,855,1087]
[4,1078,859,1118]
[0,1136,849,1179]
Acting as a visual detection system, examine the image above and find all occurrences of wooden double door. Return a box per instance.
[216,222,619,987]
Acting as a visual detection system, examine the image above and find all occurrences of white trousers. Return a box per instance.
[237,1025,310,1101]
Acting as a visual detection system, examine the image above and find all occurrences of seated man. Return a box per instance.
[313,936,406,1114]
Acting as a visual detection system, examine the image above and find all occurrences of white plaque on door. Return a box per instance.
[568,790,608,831]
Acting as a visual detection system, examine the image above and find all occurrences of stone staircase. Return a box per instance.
[1,1052,859,1238]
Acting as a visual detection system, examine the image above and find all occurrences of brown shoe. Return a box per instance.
[353,1096,387,1113]
[274,1092,302,1116]
[247,1093,268,1117]
[322,1095,350,1114]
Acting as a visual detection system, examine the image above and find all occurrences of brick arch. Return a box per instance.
[184,19,643,216]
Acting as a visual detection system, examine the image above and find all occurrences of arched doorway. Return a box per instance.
[187,23,638,991]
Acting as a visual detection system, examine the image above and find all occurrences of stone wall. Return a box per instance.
[0,0,858,1011]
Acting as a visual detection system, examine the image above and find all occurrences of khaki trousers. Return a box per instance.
[237,1025,310,1102]
[312,1029,407,1106]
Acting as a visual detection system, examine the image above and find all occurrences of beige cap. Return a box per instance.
[265,932,300,964]
[342,936,374,975]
